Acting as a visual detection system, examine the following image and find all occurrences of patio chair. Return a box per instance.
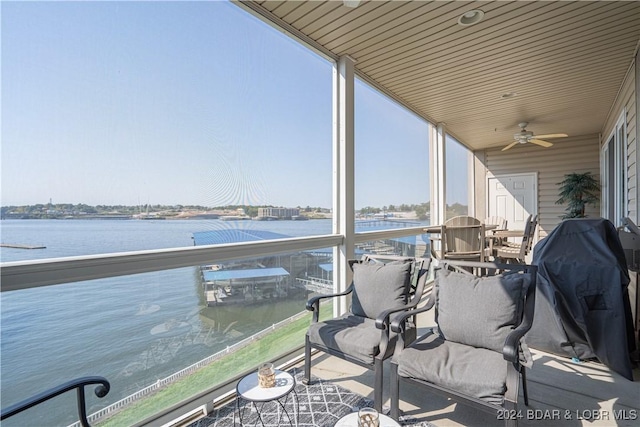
[429,215,480,259]
[484,216,508,251]
[303,255,431,412]
[390,260,537,427]
[494,214,538,263]
[435,216,487,263]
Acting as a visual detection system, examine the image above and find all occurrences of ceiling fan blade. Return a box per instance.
[529,139,554,148]
[502,141,518,151]
[534,133,568,139]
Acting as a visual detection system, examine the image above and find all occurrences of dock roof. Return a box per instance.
[202,267,289,281]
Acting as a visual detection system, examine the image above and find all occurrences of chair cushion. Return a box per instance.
[351,261,412,319]
[396,331,507,405]
[436,269,531,352]
[307,314,383,365]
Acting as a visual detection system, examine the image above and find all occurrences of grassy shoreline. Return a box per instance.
[98,304,331,426]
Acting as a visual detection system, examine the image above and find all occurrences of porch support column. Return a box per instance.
[430,123,447,226]
[333,55,356,317]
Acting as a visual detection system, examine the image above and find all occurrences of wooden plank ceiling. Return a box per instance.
[240,0,640,151]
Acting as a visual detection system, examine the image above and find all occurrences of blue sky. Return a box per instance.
[2,1,468,209]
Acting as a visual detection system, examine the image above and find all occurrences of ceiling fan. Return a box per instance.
[502,122,568,151]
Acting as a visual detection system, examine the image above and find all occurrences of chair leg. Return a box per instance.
[521,367,529,406]
[505,414,518,427]
[504,366,520,427]
[390,361,400,420]
[302,335,311,385]
[374,358,383,412]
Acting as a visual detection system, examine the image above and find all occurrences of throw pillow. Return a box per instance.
[351,261,413,320]
[436,268,531,352]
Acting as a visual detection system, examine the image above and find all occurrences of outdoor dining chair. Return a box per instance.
[494,214,538,263]
[389,260,537,427]
[303,255,431,412]
[484,216,508,251]
[435,216,487,264]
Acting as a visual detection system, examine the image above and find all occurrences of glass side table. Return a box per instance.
[235,369,298,426]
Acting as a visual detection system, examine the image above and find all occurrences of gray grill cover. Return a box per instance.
[527,218,635,380]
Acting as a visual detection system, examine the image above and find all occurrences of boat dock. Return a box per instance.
[1,243,46,249]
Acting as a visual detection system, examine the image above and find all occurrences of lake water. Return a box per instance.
[0,218,425,426]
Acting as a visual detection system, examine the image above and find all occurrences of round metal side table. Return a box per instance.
[235,369,298,426]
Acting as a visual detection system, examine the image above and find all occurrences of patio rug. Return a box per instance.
[190,368,432,427]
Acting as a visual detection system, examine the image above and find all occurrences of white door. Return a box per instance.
[487,173,537,233]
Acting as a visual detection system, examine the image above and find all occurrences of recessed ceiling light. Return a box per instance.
[343,0,360,8]
[500,92,518,99]
[457,9,484,26]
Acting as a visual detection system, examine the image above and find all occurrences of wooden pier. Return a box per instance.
[1,243,46,249]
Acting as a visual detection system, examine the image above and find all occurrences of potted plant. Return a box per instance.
[555,172,600,219]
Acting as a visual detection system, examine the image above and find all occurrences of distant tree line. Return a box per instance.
[0,203,330,219]
[1,202,467,220]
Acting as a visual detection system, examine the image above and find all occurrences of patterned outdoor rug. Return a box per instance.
[190,368,431,427]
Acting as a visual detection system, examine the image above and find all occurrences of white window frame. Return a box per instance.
[601,110,628,226]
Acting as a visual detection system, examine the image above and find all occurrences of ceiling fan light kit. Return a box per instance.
[502,122,568,151]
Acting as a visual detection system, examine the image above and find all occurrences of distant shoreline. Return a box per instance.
[0,213,432,221]
[0,214,337,221]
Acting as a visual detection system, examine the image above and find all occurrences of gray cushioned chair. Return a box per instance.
[390,260,536,427]
[303,255,431,412]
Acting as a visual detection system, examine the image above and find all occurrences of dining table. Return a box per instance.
[490,229,525,238]
[423,224,499,234]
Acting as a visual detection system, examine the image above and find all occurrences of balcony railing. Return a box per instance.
[0,227,428,426]
[0,377,111,427]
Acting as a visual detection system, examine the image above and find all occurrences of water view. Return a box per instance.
[0,218,426,426]
[0,219,333,426]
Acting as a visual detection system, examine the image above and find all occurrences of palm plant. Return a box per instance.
[555,172,600,219]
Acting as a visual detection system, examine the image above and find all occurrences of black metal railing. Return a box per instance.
[0,376,110,427]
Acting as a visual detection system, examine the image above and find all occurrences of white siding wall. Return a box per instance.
[481,136,600,239]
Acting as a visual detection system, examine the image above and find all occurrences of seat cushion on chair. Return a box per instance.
[396,331,507,405]
[436,269,531,352]
[351,261,412,319]
[307,314,384,365]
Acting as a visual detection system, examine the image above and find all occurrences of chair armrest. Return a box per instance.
[389,297,435,333]
[305,258,362,313]
[306,284,354,311]
[305,284,353,311]
[503,276,537,364]
[375,300,419,330]
[377,258,432,330]
[503,320,532,364]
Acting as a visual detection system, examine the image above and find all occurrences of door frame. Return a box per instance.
[486,171,539,242]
